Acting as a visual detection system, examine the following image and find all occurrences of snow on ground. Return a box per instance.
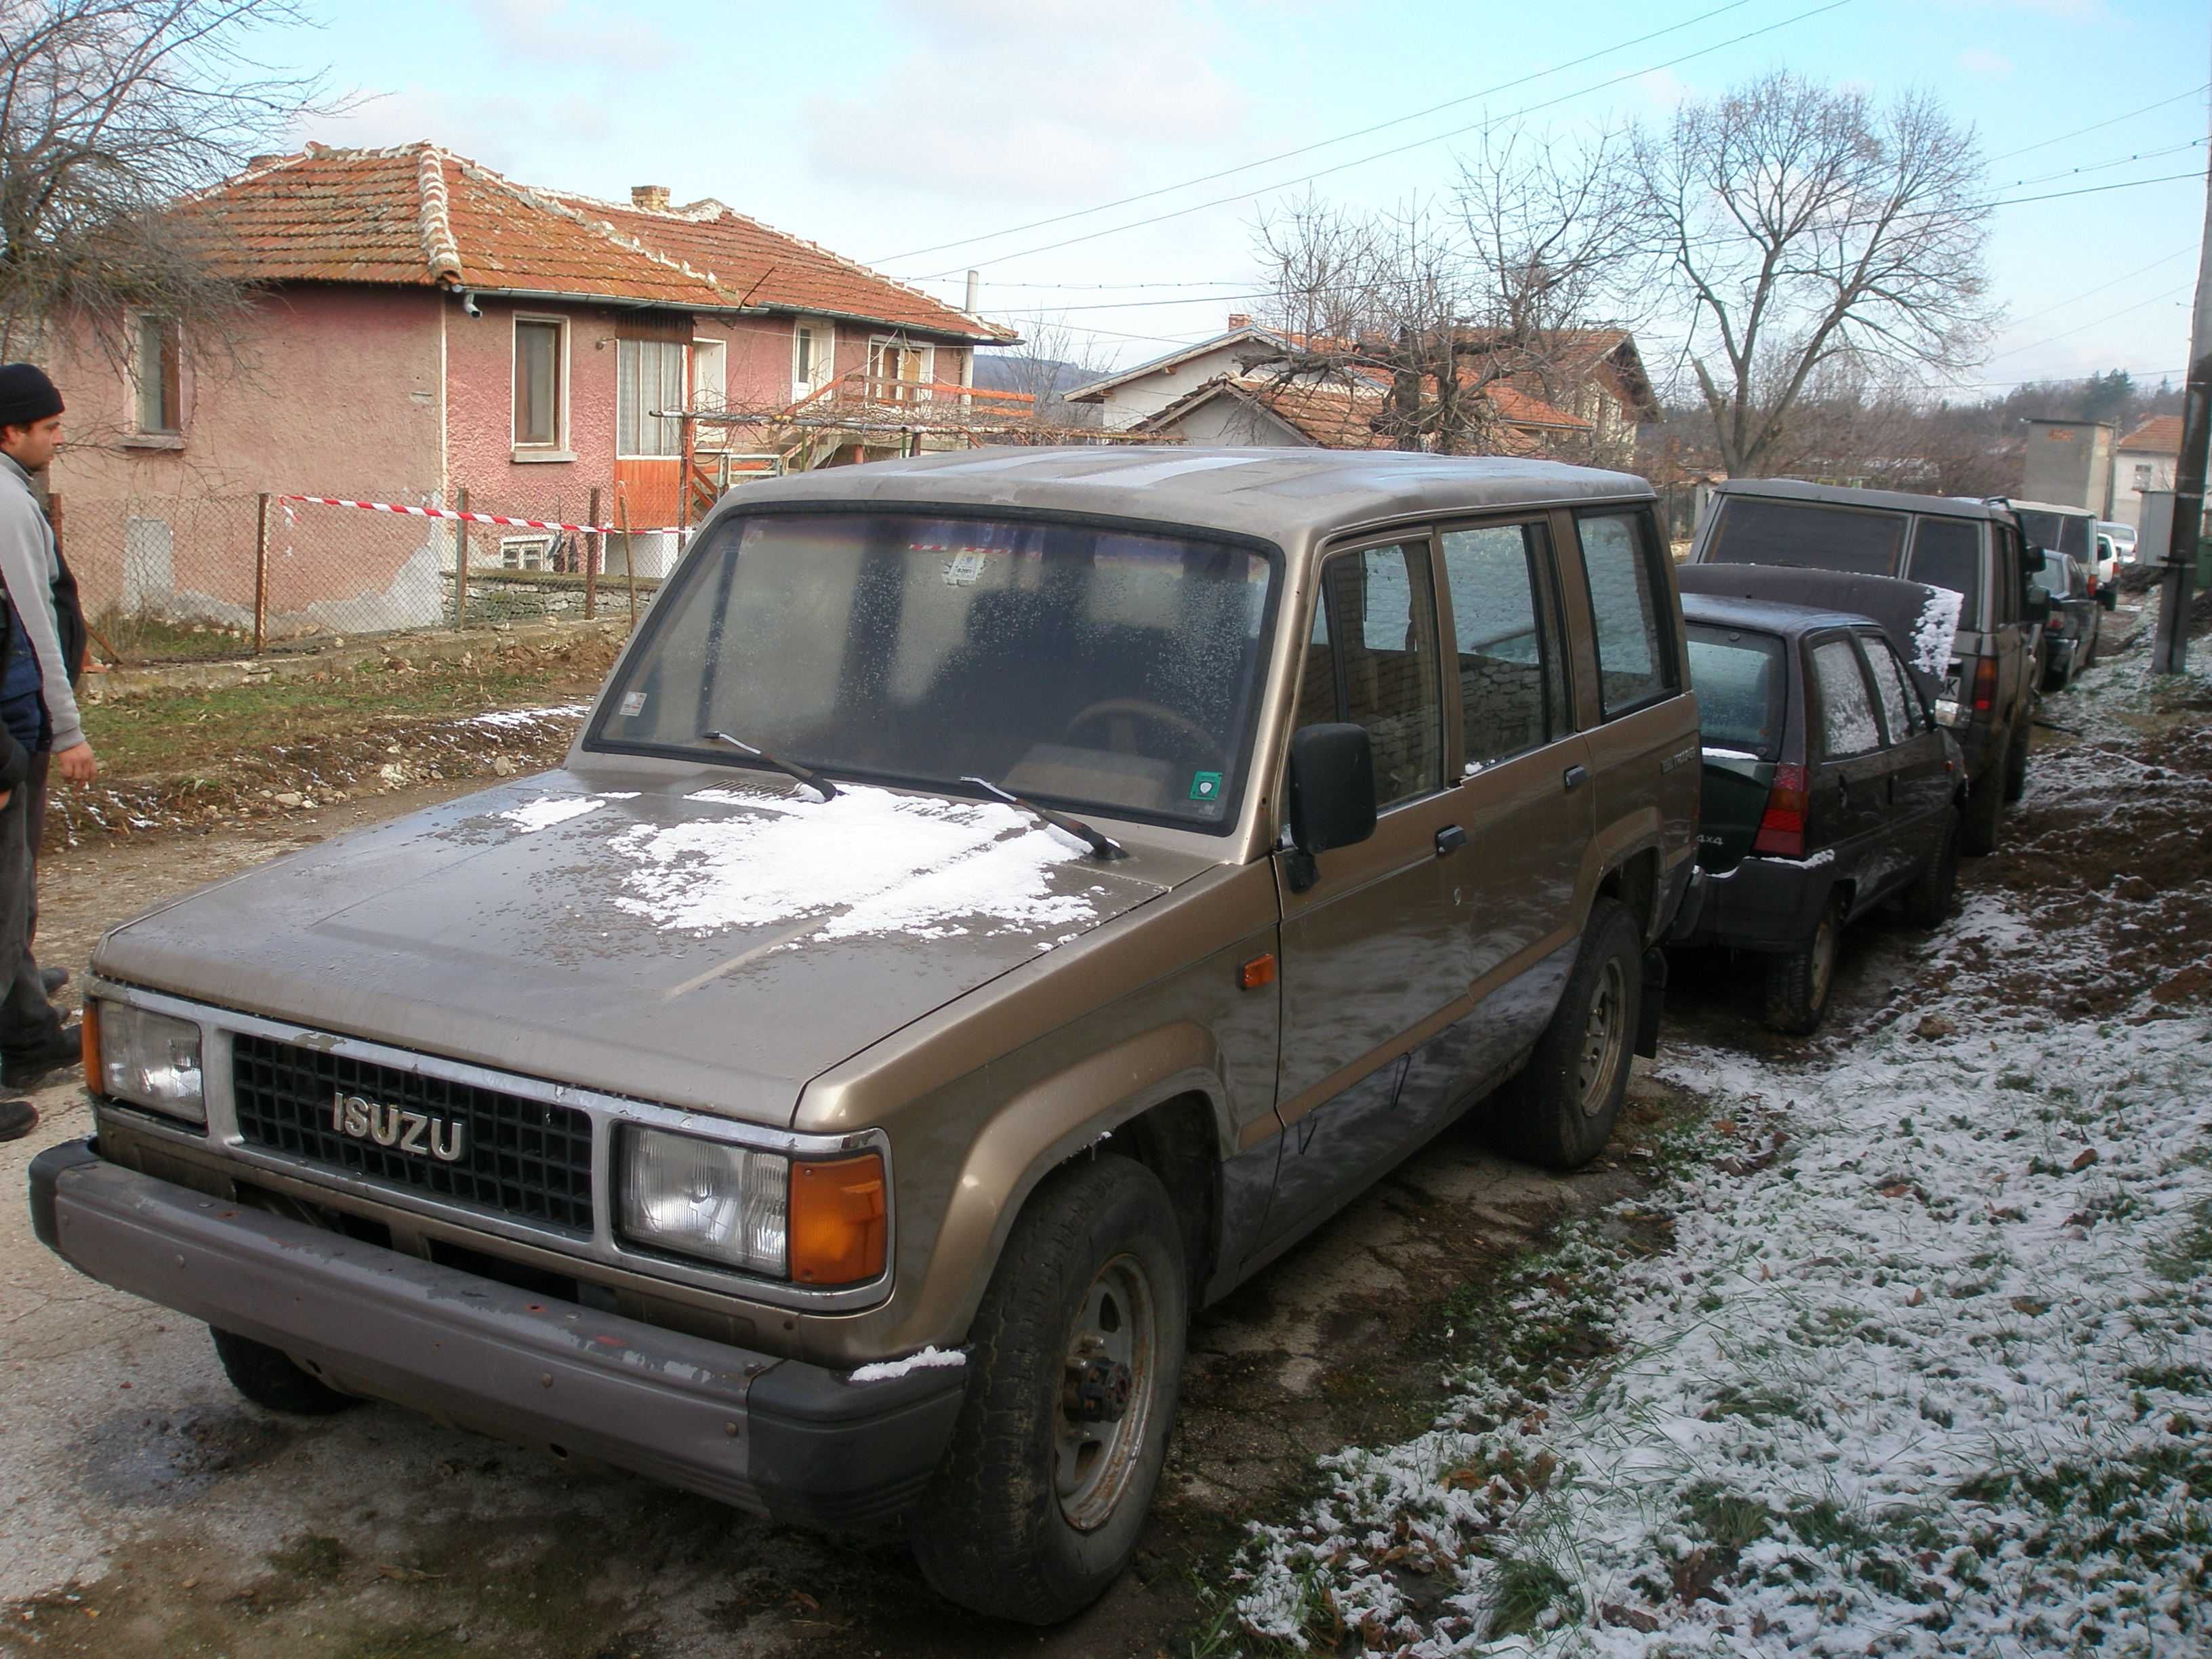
[1229,642,2212,1657]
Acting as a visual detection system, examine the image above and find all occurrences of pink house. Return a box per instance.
[47,142,1013,638]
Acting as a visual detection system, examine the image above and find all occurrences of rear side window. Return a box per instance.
[1685,625,1786,760]
[1811,638,1882,758]
[1439,522,1569,770]
[1576,509,1679,718]
[1906,518,1986,630]
[1864,636,1922,741]
[1706,497,1905,577]
[1300,542,1443,808]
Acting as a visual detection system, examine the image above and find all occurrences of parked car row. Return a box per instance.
[23,449,2095,1624]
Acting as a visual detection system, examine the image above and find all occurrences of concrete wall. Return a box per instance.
[1078,342,1258,430]
[2022,420,2116,518]
[2110,446,2179,532]
[1151,393,1307,448]
[49,285,446,636]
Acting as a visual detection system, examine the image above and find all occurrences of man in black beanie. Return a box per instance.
[0,363,89,1139]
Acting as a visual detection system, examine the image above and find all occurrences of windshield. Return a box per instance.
[2018,508,2091,560]
[589,511,1278,832]
[1704,497,1905,577]
[1686,625,1786,760]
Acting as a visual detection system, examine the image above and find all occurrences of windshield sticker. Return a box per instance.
[619,691,648,718]
[1187,771,1224,803]
[941,550,989,586]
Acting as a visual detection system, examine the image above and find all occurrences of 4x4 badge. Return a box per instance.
[331,1091,466,1162]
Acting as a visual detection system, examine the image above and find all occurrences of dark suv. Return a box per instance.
[1685,482,2045,855]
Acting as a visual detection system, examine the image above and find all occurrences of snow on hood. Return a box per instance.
[611,783,1103,944]
[1912,584,1964,676]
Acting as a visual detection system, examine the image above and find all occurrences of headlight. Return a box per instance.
[89,1000,205,1125]
[619,1126,788,1274]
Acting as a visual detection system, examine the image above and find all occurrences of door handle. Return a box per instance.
[1563,764,1590,793]
[1435,824,1467,856]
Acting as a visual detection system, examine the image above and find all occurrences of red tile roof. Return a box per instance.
[1136,374,1586,455]
[2118,415,2184,456]
[180,143,1010,340]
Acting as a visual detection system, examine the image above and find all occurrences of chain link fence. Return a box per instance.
[52,486,675,665]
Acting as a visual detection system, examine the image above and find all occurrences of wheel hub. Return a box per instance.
[1070,1354,1132,1422]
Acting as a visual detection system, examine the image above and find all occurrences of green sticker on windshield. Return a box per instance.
[1188,771,1223,802]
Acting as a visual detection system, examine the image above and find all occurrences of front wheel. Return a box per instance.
[1491,898,1641,1170]
[1761,898,1843,1034]
[908,1155,1187,1624]
[210,1327,363,1415]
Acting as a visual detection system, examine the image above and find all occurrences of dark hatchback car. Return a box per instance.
[1672,592,1965,1032]
[2032,551,2104,692]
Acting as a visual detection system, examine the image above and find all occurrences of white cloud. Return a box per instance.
[464,0,676,70]
[800,0,1252,207]
[1958,47,2015,76]
[294,83,611,176]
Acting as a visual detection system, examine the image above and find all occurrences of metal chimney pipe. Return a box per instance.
[964,270,980,314]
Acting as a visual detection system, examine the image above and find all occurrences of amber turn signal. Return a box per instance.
[787,1153,888,1286]
[81,998,102,1088]
[1239,954,1277,991]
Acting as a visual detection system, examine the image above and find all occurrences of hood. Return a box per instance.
[95,771,1202,1125]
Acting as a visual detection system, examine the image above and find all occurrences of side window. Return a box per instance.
[1990,526,2021,627]
[1439,521,1568,771]
[1905,518,1985,631]
[1298,543,1443,808]
[1576,509,1679,718]
[1811,638,1882,758]
[1864,637,1920,743]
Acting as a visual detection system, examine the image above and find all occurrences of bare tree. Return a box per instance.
[1633,72,1996,477]
[0,0,337,363]
[990,312,1110,427]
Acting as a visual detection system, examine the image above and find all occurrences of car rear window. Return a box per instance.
[1704,497,1906,578]
[1905,517,1986,630]
[1686,624,1786,760]
[2018,509,2092,560]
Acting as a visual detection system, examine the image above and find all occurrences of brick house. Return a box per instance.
[47,141,1012,637]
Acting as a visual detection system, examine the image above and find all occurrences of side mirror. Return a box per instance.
[2024,586,2053,625]
[1285,723,1376,888]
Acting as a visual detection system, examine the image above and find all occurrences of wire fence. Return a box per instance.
[52,487,678,665]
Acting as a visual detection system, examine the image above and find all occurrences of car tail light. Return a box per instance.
[1752,764,1808,859]
[1971,656,1999,715]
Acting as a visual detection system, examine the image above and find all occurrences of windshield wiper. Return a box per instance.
[961,776,1126,861]
[700,731,839,801]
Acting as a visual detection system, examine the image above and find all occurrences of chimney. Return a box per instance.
[964,269,980,314]
[1227,312,1252,330]
[630,184,671,211]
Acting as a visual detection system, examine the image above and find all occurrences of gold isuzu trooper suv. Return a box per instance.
[32,447,1698,1622]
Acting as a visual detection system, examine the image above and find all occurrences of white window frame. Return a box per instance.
[792,318,836,401]
[510,313,571,458]
[869,334,935,403]
[498,533,555,571]
[127,310,184,440]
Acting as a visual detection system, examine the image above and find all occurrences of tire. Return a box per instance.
[1960,758,2005,857]
[2002,719,2030,805]
[1903,808,1961,927]
[908,1156,1187,1624]
[1491,898,1641,1170]
[1761,897,1844,1035]
[209,1326,363,1415]
[2084,615,2100,667]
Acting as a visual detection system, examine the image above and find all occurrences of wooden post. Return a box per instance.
[454,487,470,630]
[585,485,600,621]
[617,486,638,634]
[253,491,270,654]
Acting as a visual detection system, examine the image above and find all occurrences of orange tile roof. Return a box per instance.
[1137,374,1581,455]
[180,143,1009,340]
[2118,415,2184,456]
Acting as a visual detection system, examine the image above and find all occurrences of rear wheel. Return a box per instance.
[1904,809,1962,926]
[908,1156,1186,1624]
[209,1327,363,1415]
[1761,898,1843,1035]
[2002,719,2031,804]
[1492,899,1641,1170]
[1961,758,2006,857]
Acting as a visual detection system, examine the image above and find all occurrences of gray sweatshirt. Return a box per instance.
[0,452,83,754]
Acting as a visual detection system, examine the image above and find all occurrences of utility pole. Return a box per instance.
[2152,79,2212,675]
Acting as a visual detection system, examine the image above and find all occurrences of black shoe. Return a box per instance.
[39,966,67,996]
[2,1024,81,1089]
[0,1099,37,1142]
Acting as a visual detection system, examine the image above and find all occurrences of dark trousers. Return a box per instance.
[0,772,60,1053]
[23,750,45,942]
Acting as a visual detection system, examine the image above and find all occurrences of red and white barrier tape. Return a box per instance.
[279,495,683,537]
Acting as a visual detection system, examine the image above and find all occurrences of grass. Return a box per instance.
[94,609,258,664]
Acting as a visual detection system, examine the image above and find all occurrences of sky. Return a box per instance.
[257,0,2211,396]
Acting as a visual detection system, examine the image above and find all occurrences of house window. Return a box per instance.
[513,318,565,449]
[691,338,726,413]
[132,313,182,434]
[792,321,834,401]
[869,336,933,403]
[2133,463,2153,491]
[617,338,687,457]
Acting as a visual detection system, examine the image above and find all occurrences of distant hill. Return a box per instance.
[972,353,1107,422]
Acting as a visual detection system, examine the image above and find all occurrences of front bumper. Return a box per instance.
[1669,854,1834,954]
[30,1141,963,1530]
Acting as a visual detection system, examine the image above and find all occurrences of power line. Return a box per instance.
[1986,83,2211,165]
[1987,283,2195,363]
[868,0,1762,267]
[906,0,1860,281]
[1999,247,2196,331]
